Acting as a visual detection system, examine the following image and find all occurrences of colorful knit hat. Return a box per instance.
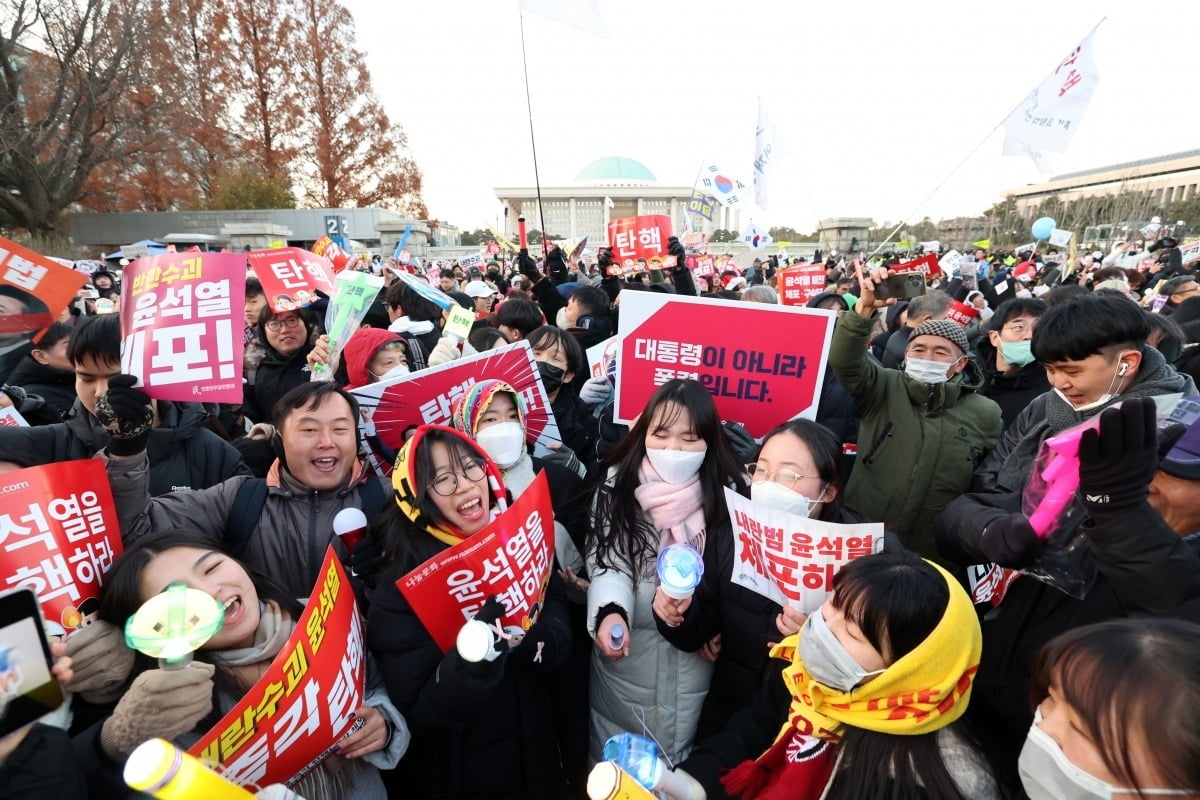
[449,380,527,438]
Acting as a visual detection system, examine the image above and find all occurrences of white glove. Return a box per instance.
[427,336,462,367]
[578,375,612,406]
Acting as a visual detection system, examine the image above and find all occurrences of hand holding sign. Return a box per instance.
[95,374,155,457]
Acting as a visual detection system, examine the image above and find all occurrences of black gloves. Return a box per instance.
[722,421,757,466]
[94,374,154,456]
[980,512,1043,569]
[345,535,385,586]
[598,247,618,278]
[1078,398,1158,523]
[517,249,541,284]
[667,236,687,274]
[544,244,569,285]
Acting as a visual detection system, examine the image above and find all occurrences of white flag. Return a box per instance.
[1048,228,1073,247]
[695,164,750,209]
[604,196,614,209]
[518,0,608,37]
[1003,26,1101,169]
[740,222,773,250]
[753,98,776,211]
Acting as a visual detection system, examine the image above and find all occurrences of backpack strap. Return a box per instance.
[226,478,269,555]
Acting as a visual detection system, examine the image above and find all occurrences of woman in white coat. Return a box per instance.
[586,378,748,763]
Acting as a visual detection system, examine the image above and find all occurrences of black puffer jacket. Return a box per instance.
[974,337,1051,430]
[936,498,1200,786]
[242,341,314,423]
[0,400,248,494]
[367,539,572,800]
[6,356,76,420]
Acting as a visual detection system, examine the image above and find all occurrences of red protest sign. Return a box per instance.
[0,236,88,335]
[398,471,555,652]
[191,548,364,787]
[0,460,122,636]
[778,264,827,306]
[946,299,979,327]
[725,489,883,612]
[247,247,336,311]
[691,255,715,278]
[119,252,246,404]
[607,215,672,269]
[312,237,352,274]
[892,253,941,279]
[349,341,561,476]
[614,293,835,438]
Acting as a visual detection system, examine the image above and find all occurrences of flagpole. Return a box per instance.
[868,17,1106,259]
[518,12,549,259]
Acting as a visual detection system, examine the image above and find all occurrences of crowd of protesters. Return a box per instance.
[1,226,1199,800]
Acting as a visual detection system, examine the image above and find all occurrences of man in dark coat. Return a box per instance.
[976,297,1050,428]
[242,306,316,424]
[5,322,78,420]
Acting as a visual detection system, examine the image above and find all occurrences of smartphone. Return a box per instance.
[875,272,927,300]
[0,588,64,737]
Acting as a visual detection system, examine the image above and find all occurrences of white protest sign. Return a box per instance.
[938,250,963,275]
[726,489,884,612]
[1048,228,1073,248]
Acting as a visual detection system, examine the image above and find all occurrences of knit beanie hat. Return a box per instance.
[449,379,526,438]
[909,319,969,355]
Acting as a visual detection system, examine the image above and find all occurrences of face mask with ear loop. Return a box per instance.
[1052,352,1134,413]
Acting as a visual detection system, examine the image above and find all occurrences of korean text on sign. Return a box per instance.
[725,488,882,612]
[0,460,122,629]
[606,215,672,265]
[247,247,337,312]
[191,548,364,787]
[119,252,246,404]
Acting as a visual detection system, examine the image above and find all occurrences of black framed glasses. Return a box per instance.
[430,461,487,496]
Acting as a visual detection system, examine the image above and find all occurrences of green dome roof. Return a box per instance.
[575,156,656,184]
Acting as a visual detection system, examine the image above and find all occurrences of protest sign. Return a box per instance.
[614,292,835,438]
[0,405,29,427]
[391,269,454,311]
[1048,228,1073,248]
[350,340,561,475]
[607,215,672,268]
[311,236,352,274]
[398,471,555,652]
[586,335,619,379]
[686,190,716,221]
[119,251,245,404]
[457,253,484,271]
[891,253,940,279]
[1182,240,1200,267]
[191,548,364,788]
[691,255,715,279]
[247,247,336,311]
[0,236,89,335]
[946,300,980,327]
[938,249,964,275]
[725,489,883,612]
[778,264,827,306]
[967,563,1021,607]
[0,460,121,634]
[120,243,151,260]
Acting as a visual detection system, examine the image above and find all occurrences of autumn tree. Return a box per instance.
[289,0,425,217]
[0,0,159,232]
[208,165,295,209]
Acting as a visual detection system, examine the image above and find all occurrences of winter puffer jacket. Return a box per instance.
[586,488,716,764]
[104,453,389,599]
[243,341,314,424]
[5,356,76,419]
[0,400,249,495]
[828,312,1003,559]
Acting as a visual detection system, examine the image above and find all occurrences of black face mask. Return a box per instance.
[537,361,566,393]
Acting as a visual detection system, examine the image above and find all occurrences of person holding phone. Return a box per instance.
[826,262,1002,560]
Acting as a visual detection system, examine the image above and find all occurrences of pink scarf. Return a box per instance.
[635,457,708,553]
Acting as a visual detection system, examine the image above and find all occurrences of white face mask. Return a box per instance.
[905,356,957,384]
[475,422,526,469]
[371,363,410,382]
[1052,356,1131,414]
[751,480,826,518]
[646,447,706,485]
[555,307,569,329]
[1019,708,1191,800]
[798,607,883,692]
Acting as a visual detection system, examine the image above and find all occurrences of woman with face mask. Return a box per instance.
[362,425,574,800]
[81,530,407,800]
[586,379,749,765]
[1022,618,1200,800]
[676,550,1004,800]
[653,419,862,742]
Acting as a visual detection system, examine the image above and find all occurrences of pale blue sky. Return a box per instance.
[344,0,1200,232]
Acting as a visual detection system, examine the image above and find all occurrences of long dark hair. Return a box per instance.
[97,530,305,724]
[1030,618,1200,795]
[588,379,747,576]
[754,419,857,523]
[822,551,1000,799]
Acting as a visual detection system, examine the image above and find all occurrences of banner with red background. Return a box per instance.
[247,247,336,311]
[607,215,672,270]
[778,264,828,306]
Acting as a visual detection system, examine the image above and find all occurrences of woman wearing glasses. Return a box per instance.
[243,306,318,424]
[653,418,865,742]
[364,424,573,800]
